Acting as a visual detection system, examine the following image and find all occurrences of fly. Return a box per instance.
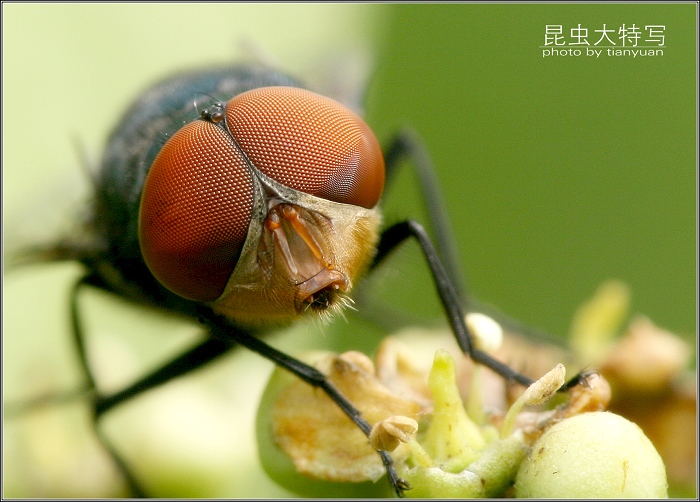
[7,63,581,497]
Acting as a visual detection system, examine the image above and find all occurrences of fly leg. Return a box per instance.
[383,128,467,301]
[70,274,236,496]
[378,130,535,384]
[72,274,410,497]
[382,129,567,346]
[201,312,410,497]
[371,220,535,388]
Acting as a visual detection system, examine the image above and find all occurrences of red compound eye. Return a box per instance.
[225,86,385,209]
[139,86,385,303]
[138,120,254,302]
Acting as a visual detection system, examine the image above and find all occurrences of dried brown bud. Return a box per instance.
[370,415,418,452]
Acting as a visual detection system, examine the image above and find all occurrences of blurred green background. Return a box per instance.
[366,4,696,340]
[3,3,696,498]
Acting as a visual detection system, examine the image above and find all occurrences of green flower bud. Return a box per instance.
[515,411,668,498]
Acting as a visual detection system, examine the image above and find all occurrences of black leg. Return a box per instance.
[383,129,467,302]
[70,275,145,496]
[372,220,535,388]
[69,276,99,393]
[71,274,409,496]
[70,275,236,496]
[71,275,236,417]
[201,313,410,497]
[93,336,235,417]
[383,130,570,348]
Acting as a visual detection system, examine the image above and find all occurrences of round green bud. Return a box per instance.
[515,411,668,498]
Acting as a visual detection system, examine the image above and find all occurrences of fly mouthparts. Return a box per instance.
[300,269,349,311]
